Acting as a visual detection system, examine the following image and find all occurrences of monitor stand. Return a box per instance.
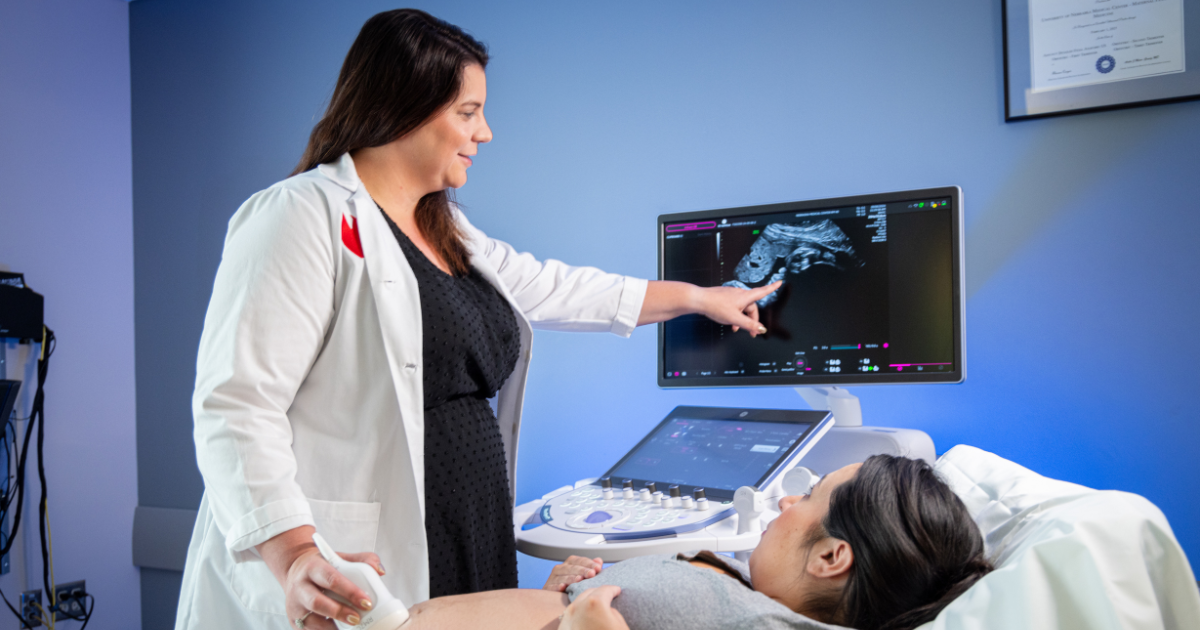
[794,387,935,472]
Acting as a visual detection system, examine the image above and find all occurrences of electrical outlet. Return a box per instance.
[53,580,87,620]
[20,589,43,628]
[18,581,87,626]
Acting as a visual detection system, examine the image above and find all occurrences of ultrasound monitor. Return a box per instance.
[658,187,963,389]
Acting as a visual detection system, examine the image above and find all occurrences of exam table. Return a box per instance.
[924,445,1200,630]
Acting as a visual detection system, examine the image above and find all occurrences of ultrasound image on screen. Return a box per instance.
[606,418,812,491]
[662,199,955,383]
[722,220,863,307]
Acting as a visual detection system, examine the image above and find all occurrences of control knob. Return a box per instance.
[782,466,821,497]
[645,482,663,506]
[734,486,766,535]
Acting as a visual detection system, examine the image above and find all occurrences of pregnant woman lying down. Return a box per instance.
[393,455,993,630]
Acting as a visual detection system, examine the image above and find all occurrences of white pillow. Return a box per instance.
[919,445,1200,630]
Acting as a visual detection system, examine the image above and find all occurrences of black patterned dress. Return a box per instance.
[383,212,521,597]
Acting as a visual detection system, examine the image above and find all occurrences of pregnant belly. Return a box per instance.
[406,588,569,630]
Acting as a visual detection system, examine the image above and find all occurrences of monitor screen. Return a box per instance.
[658,187,963,387]
[601,406,831,500]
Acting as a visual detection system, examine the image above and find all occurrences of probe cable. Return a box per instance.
[44,504,56,628]
[32,601,52,630]
[0,586,31,629]
[0,415,21,521]
[0,326,81,629]
[0,327,53,559]
[34,327,56,602]
[11,328,91,630]
[0,327,58,629]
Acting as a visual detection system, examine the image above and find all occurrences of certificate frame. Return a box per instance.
[1004,0,1200,121]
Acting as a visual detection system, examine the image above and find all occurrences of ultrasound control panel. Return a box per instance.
[531,479,734,541]
[515,407,833,559]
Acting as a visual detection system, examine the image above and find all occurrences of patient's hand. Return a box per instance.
[559,586,628,630]
[543,555,604,592]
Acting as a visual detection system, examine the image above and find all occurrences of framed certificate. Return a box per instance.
[1004,0,1200,121]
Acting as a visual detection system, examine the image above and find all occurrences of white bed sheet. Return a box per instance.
[922,445,1200,630]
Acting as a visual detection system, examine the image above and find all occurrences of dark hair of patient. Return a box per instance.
[803,455,993,630]
[293,9,487,275]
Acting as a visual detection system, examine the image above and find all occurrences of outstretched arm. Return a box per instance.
[638,280,782,337]
[461,214,781,338]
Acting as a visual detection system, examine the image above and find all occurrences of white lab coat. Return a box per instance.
[174,153,647,629]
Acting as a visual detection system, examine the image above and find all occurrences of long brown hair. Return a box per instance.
[804,455,993,630]
[294,9,488,275]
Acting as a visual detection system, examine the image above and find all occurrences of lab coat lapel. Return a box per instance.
[353,190,427,519]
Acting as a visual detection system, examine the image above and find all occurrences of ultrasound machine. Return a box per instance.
[515,186,965,561]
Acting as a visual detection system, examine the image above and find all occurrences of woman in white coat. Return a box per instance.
[175,9,780,630]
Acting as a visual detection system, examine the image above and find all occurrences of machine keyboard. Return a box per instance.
[542,486,732,537]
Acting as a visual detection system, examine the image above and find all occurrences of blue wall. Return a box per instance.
[1,0,141,627]
[131,0,1200,623]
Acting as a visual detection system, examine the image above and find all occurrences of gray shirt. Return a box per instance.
[566,552,848,630]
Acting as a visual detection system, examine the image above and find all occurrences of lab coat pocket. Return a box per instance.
[308,497,382,553]
[230,498,383,616]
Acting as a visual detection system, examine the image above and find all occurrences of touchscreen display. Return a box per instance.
[605,418,813,492]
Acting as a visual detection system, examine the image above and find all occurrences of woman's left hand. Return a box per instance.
[558,586,629,630]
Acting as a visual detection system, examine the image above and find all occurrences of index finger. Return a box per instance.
[339,551,385,576]
[747,281,783,302]
[310,561,372,611]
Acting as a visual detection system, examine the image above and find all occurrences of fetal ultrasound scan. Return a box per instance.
[722,220,864,307]
[660,196,958,384]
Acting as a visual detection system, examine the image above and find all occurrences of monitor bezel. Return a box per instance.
[599,405,833,502]
[657,186,965,388]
